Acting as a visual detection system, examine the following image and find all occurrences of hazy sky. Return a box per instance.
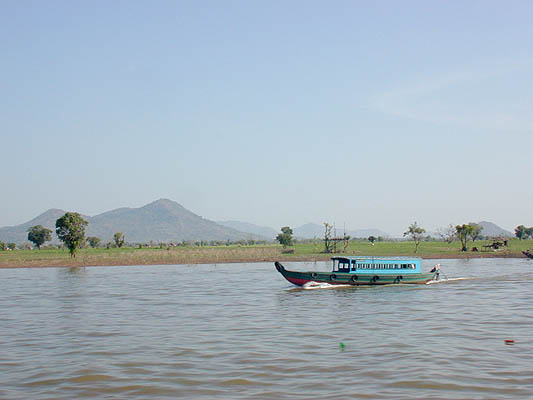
[1,0,532,236]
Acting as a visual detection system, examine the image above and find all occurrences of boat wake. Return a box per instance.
[302,281,352,290]
[425,277,472,285]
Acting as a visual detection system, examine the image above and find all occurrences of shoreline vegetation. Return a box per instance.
[1,239,531,269]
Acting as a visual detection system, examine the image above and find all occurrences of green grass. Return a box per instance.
[1,239,532,268]
[290,238,532,257]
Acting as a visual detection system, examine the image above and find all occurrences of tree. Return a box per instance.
[276,226,293,248]
[27,225,52,250]
[55,212,88,257]
[323,222,333,253]
[113,232,125,248]
[20,242,33,250]
[368,236,376,245]
[7,243,16,250]
[87,236,101,248]
[515,225,527,240]
[437,224,456,243]
[527,227,533,239]
[468,222,483,242]
[0,241,5,251]
[403,222,425,253]
[456,224,473,251]
[343,234,351,253]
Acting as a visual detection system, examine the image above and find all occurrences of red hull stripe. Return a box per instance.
[286,276,346,286]
[286,277,310,286]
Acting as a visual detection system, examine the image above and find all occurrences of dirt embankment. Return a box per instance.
[0,250,527,269]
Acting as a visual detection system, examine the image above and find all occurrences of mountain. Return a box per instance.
[293,223,390,239]
[0,199,263,244]
[86,199,260,243]
[478,221,513,238]
[293,223,325,238]
[217,221,277,239]
[349,228,391,239]
[0,208,68,244]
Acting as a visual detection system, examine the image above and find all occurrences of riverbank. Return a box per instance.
[1,239,531,268]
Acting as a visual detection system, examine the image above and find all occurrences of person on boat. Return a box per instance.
[430,264,440,279]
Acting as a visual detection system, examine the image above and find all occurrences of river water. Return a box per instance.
[1,258,532,399]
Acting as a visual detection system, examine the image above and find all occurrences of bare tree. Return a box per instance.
[436,224,456,243]
[323,223,333,253]
[468,222,483,242]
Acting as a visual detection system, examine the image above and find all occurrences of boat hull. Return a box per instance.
[275,262,438,286]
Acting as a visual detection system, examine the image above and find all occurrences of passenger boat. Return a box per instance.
[275,256,440,286]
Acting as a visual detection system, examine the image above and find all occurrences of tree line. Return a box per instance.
[3,217,533,255]
[0,212,127,256]
[514,225,533,240]
[274,221,532,254]
[0,213,271,253]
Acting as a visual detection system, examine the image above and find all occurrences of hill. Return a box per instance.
[0,199,263,244]
[0,208,68,244]
[217,221,276,239]
[478,221,513,238]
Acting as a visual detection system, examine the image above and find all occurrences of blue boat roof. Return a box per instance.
[331,256,423,274]
[332,256,422,262]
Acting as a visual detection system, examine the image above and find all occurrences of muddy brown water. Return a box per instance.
[1,258,532,399]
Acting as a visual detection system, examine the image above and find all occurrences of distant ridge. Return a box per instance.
[86,199,262,242]
[217,221,277,239]
[478,221,513,237]
[0,202,514,245]
[218,222,391,240]
[0,199,264,244]
[293,223,390,239]
[0,208,69,244]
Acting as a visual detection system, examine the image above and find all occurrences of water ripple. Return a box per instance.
[1,259,533,399]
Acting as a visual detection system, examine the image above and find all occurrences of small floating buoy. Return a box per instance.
[339,342,345,351]
[504,339,514,345]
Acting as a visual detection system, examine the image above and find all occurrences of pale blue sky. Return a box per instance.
[1,0,532,236]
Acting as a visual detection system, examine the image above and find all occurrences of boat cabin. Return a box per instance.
[331,256,422,274]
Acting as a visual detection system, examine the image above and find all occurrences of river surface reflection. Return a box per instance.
[1,258,532,399]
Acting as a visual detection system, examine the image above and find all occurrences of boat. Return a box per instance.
[274,256,440,286]
[523,250,533,259]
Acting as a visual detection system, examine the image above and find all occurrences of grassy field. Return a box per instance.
[1,238,532,268]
